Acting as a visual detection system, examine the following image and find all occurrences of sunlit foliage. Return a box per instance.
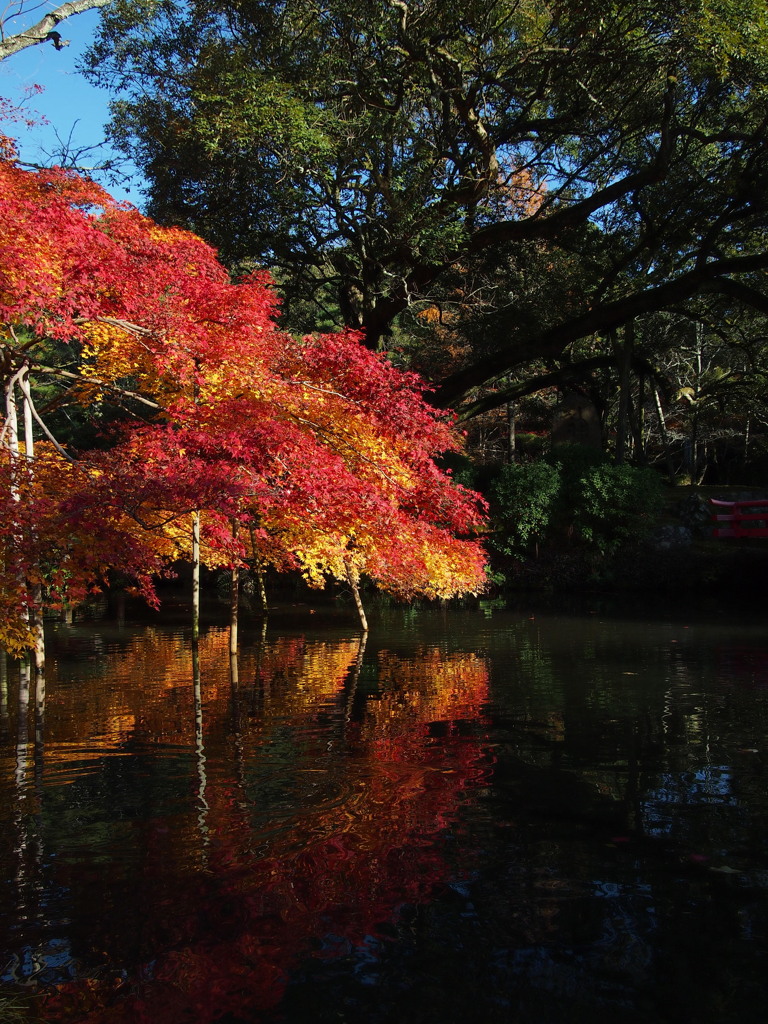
[0,154,487,652]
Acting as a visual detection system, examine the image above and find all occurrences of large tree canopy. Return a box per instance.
[86,0,768,413]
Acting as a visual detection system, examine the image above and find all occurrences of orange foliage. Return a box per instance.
[497,160,547,219]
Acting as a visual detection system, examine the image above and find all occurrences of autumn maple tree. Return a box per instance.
[0,137,487,657]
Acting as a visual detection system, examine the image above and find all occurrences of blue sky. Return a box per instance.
[1,8,143,205]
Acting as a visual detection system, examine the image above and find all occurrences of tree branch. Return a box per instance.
[0,0,112,61]
[435,253,768,410]
[458,354,666,420]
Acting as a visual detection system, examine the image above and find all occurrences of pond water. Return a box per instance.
[1,600,767,1023]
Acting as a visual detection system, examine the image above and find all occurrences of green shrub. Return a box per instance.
[489,447,663,558]
[490,460,562,554]
[572,462,663,553]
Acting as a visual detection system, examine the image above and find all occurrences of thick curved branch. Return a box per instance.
[0,0,112,61]
[704,277,768,317]
[434,252,768,409]
[458,354,666,420]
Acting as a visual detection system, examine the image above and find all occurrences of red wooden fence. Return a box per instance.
[710,498,768,538]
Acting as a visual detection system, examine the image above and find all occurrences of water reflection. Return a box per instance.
[0,623,492,1021]
[0,607,766,1023]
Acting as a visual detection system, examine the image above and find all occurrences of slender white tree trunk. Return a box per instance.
[229,522,239,685]
[5,373,45,678]
[345,560,368,633]
[652,384,676,483]
[19,371,45,709]
[192,511,201,641]
[0,650,8,729]
[229,521,239,657]
[5,373,20,501]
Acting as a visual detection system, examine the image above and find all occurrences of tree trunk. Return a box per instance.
[507,400,517,463]
[6,373,20,500]
[631,371,646,462]
[345,561,368,632]
[229,521,239,659]
[230,568,239,650]
[744,417,751,472]
[191,512,201,641]
[696,443,708,485]
[6,371,45,676]
[690,322,703,482]
[230,566,239,686]
[0,649,8,729]
[17,658,30,774]
[614,323,634,464]
[248,528,269,615]
[652,384,676,483]
[229,524,239,685]
[255,568,268,615]
[20,371,45,707]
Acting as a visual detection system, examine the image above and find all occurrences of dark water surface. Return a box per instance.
[1,601,767,1023]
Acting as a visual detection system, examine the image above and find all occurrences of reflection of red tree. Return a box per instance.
[40,638,491,1023]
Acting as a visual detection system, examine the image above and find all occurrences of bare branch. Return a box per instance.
[0,0,112,61]
[32,362,162,410]
[18,367,77,461]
